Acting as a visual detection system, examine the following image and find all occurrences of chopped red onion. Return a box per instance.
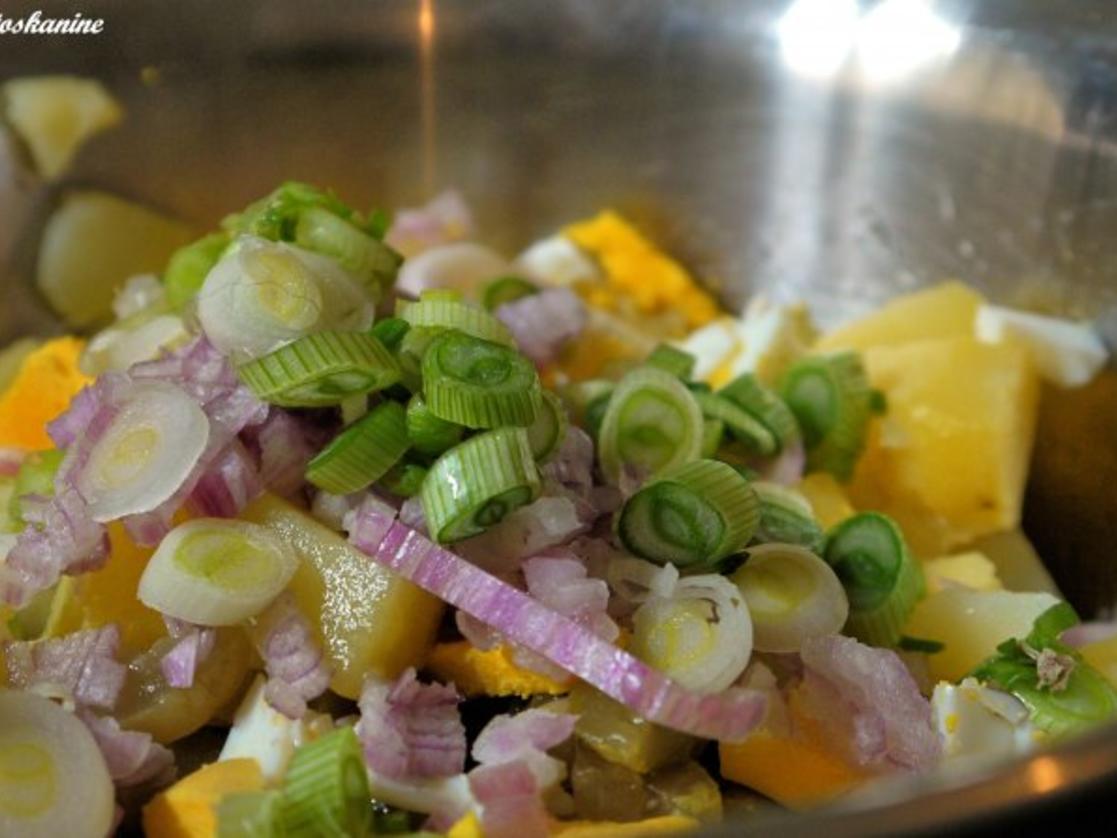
[386,190,474,258]
[523,553,618,644]
[468,760,550,838]
[399,496,429,534]
[456,496,588,576]
[455,611,504,653]
[256,594,332,719]
[160,624,217,689]
[1061,621,1117,648]
[346,494,401,548]
[396,242,513,299]
[0,447,25,477]
[473,708,576,790]
[495,288,588,366]
[759,437,806,486]
[357,668,467,781]
[78,709,176,788]
[606,555,681,614]
[112,273,166,321]
[46,381,103,448]
[188,441,263,518]
[243,410,318,498]
[798,634,941,771]
[541,426,595,497]
[358,521,767,742]
[4,624,125,709]
[1,480,109,607]
[313,490,362,531]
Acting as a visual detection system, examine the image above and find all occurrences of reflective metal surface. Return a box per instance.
[2,0,1117,832]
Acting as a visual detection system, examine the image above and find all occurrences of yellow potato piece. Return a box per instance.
[849,337,1039,554]
[795,472,855,530]
[965,529,1060,595]
[426,641,569,698]
[142,758,263,838]
[0,337,90,451]
[923,551,1002,594]
[1080,636,1117,689]
[4,75,122,178]
[904,588,1060,682]
[815,281,984,353]
[242,494,443,699]
[37,191,193,327]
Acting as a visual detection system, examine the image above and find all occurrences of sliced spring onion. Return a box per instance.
[197,236,375,360]
[421,330,542,429]
[397,325,439,392]
[646,344,696,380]
[163,231,230,309]
[731,543,848,653]
[559,379,614,426]
[700,418,725,458]
[719,373,800,451]
[280,727,372,838]
[138,518,299,626]
[526,390,568,463]
[420,427,541,543]
[482,276,539,310]
[597,367,704,484]
[406,393,464,457]
[295,205,401,291]
[378,461,429,498]
[584,391,613,442]
[690,390,777,457]
[340,393,369,426]
[616,459,759,570]
[629,574,753,692]
[397,294,514,346]
[224,181,367,240]
[9,449,64,524]
[306,401,410,494]
[0,690,115,838]
[216,790,284,838]
[780,352,871,481]
[369,316,411,352]
[237,331,401,407]
[751,481,825,554]
[77,380,210,522]
[823,512,925,647]
[898,635,945,654]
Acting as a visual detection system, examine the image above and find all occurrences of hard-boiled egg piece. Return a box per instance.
[975,304,1108,388]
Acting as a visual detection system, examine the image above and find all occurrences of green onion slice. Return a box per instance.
[397,294,514,346]
[369,316,411,353]
[560,379,614,425]
[378,461,429,498]
[406,393,464,458]
[646,344,696,380]
[295,205,401,292]
[420,427,541,543]
[616,459,759,570]
[752,481,825,554]
[306,401,410,494]
[9,448,64,524]
[163,232,230,309]
[526,390,568,463]
[280,727,372,838]
[421,330,542,429]
[700,418,725,459]
[598,367,704,484]
[898,635,945,654]
[690,390,776,458]
[482,276,540,310]
[719,373,800,451]
[780,352,871,481]
[237,331,401,408]
[823,512,925,647]
[397,325,439,392]
[217,790,284,838]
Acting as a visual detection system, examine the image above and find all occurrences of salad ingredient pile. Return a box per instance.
[0,144,1114,835]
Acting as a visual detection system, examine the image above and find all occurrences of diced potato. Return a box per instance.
[569,682,695,774]
[923,551,1002,594]
[4,75,122,178]
[904,589,1060,682]
[425,641,569,698]
[815,281,984,353]
[795,472,855,530]
[142,759,263,838]
[1080,636,1117,688]
[849,337,1039,553]
[37,191,193,327]
[241,494,444,699]
[965,529,1060,595]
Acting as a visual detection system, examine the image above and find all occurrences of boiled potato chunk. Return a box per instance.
[4,75,122,178]
[923,551,1002,594]
[815,281,984,353]
[37,191,193,327]
[849,337,1039,554]
[904,589,1059,682]
[241,494,444,699]
[1080,636,1117,689]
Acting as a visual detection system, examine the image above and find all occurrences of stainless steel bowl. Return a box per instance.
[2,1,1116,833]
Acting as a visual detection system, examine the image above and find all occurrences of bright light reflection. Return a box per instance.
[857,0,961,84]
[776,0,860,80]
